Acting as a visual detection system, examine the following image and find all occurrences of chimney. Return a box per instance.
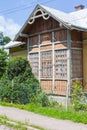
[75,5,85,11]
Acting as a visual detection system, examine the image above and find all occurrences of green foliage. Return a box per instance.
[71,81,86,111]
[0,49,8,78]
[39,92,50,107]
[0,57,50,106]
[0,32,11,45]
[6,57,33,80]
[0,115,28,130]
[1,102,87,124]
[3,36,11,44]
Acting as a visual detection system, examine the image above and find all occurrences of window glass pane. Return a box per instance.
[41,51,52,77]
[55,50,67,79]
[71,50,82,78]
[29,53,39,77]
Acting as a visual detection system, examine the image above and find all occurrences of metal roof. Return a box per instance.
[13,4,87,42]
[69,8,87,29]
[4,41,25,49]
[40,4,87,30]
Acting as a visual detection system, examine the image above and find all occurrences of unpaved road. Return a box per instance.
[0,105,87,130]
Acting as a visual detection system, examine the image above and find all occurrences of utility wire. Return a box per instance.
[1,0,86,23]
[0,0,54,15]
[0,0,87,23]
[0,0,38,14]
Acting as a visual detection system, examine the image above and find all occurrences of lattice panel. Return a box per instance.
[55,50,67,79]
[41,80,52,94]
[29,53,39,77]
[55,80,67,95]
[71,49,82,79]
[41,51,52,77]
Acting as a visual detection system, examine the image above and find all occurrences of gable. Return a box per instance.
[23,17,60,35]
[14,4,87,42]
[14,4,68,41]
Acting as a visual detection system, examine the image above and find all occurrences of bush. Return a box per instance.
[39,92,50,107]
[71,81,87,111]
[0,57,50,106]
[0,57,39,104]
[0,49,8,78]
[6,57,33,80]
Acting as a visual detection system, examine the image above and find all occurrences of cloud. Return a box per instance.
[0,16,21,40]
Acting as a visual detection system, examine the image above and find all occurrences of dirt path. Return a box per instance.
[0,105,87,130]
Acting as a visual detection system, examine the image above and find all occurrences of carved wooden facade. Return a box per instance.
[8,4,87,96]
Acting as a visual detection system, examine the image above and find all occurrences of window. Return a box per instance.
[41,51,52,77]
[55,50,67,79]
[71,49,82,78]
[29,53,39,77]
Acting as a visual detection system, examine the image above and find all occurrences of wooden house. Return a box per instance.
[5,4,87,100]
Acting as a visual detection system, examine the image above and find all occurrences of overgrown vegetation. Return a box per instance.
[0,115,28,130]
[71,81,87,111]
[0,56,50,106]
[0,49,8,78]
[0,102,87,124]
[0,115,45,130]
[0,49,87,125]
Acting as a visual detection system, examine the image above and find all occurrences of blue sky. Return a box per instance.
[0,0,87,39]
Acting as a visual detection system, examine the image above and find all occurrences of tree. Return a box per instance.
[0,57,49,105]
[0,32,11,45]
[3,36,11,44]
[0,32,3,45]
[0,57,40,104]
[6,57,33,81]
[0,49,8,78]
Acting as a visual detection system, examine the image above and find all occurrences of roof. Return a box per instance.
[69,8,87,29]
[12,4,87,46]
[4,41,25,49]
[41,4,87,30]
[14,4,87,41]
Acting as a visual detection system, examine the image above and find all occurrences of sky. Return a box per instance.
[0,0,87,40]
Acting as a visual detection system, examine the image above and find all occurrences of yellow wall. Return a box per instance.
[10,50,27,58]
[9,44,27,58]
[83,32,87,90]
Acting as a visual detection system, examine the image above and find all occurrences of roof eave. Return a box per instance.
[14,4,40,41]
[70,25,87,32]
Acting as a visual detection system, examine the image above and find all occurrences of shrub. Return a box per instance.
[71,81,87,111]
[0,49,8,78]
[6,57,33,80]
[39,92,50,107]
[0,57,39,104]
[0,57,50,106]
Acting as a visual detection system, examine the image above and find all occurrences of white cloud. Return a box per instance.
[0,16,21,40]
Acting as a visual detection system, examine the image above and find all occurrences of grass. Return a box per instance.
[0,114,46,130]
[0,102,87,124]
[0,115,27,130]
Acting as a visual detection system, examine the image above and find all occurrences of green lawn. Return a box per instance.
[0,102,87,124]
